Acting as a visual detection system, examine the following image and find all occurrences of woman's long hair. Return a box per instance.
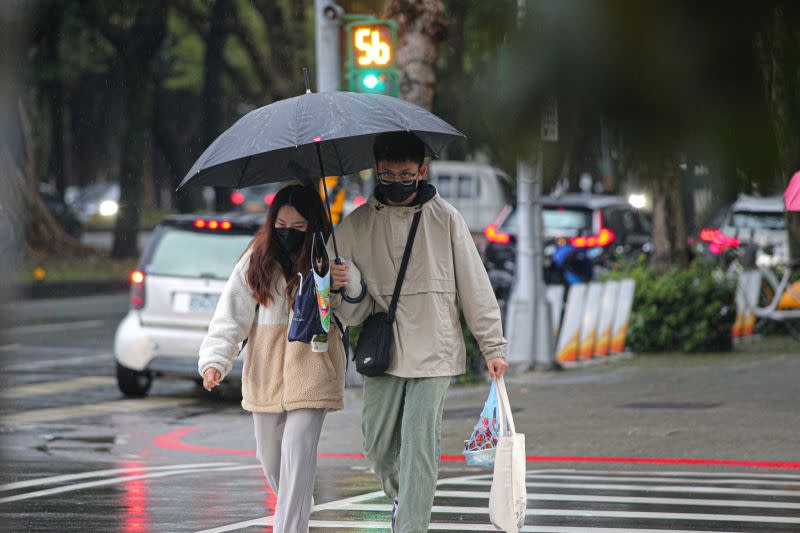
[243,184,331,307]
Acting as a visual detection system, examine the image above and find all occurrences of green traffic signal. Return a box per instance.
[360,73,382,91]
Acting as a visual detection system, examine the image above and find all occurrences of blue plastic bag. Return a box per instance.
[463,381,500,467]
[288,272,326,344]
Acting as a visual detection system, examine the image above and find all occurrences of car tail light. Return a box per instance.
[208,219,219,230]
[221,221,232,230]
[354,195,366,207]
[231,191,245,205]
[485,224,511,245]
[699,228,739,254]
[194,219,206,229]
[194,218,233,231]
[570,228,616,248]
[264,193,276,205]
[130,270,145,309]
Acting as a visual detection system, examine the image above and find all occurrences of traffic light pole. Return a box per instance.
[506,0,555,372]
[314,0,343,92]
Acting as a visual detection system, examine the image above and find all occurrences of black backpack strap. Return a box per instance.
[387,210,422,322]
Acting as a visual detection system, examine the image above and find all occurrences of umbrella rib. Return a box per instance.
[236,156,252,189]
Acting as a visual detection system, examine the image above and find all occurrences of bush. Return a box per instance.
[604,260,736,353]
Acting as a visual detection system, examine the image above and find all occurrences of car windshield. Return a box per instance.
[731,210,786,231]
[77,184,118,203]
[146,228,253,280]
[502,207,592,236]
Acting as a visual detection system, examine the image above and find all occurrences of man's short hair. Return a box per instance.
[373,132,425,166]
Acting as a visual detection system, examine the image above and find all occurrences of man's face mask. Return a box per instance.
[274,227,305,254]
[376,166,421,204]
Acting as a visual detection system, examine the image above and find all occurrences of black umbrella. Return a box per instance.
[177,69,464,300]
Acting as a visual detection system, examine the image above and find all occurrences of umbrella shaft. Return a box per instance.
[315,142,342,264]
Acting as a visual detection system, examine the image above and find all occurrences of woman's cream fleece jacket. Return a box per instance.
[198,249,345,412]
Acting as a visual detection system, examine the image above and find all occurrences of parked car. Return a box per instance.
[426,161,513,249]
[697,194,788,264]
[484,194,652,301]
[229,183,282,212]
[114,212,263,396]
[39,183,83,239]
[70,182,120,227]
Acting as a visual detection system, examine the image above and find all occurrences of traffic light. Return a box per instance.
[346,19,398,96]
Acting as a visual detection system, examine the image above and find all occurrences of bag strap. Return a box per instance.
[387,210,422,321]
[495,376,517,437]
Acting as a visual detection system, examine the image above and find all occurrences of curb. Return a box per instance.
[13,279,130,300]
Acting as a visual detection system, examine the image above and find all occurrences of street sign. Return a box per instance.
[345,18,398,96]
[541,97,558,142]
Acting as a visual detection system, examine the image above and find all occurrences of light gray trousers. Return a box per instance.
[253,408,327,533]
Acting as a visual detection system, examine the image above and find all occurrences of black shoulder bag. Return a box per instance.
[354,210,422,377]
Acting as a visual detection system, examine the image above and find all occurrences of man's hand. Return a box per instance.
[486,358,509,379]
[331,261,349,291]
[203,368,222,391]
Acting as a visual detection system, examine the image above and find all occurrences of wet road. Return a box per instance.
[1,294,799,532]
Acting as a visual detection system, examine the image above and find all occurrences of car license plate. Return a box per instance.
[173,292,220,313]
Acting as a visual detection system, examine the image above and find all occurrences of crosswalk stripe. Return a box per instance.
[0,397,197,426]
[449,479,800,496]
[331,504,800,524]
[521,473,800,486]
[524,468,800,480]
[0,462,237,491]
[0,376,116,399]
[305,522,737,532]
[434,490,800,509]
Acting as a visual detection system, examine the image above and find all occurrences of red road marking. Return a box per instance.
[153,427,800,470]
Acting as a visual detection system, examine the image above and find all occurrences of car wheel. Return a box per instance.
[116,362,153,397]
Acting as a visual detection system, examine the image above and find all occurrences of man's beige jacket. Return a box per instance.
[331,191,507,378]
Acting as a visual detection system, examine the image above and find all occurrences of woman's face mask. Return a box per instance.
[274,227,306,254]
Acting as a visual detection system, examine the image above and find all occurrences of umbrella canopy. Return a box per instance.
[176,91,464,192]
[786,171,800,212]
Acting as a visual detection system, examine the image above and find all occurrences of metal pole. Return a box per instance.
[505,0,536,371]
[314,0,342,93]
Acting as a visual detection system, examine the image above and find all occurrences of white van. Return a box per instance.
[426,161,513,237]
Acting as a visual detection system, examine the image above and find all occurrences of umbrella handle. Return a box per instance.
[336,278,368,304]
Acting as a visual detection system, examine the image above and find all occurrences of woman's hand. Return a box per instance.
[331,261,349,291]
[203,368,222,391]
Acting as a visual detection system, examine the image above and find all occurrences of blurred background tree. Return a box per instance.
[13,0,800,266]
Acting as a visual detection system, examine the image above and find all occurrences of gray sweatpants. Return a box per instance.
[253,409,327,533]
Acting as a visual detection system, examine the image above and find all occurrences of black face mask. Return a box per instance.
[378,180,419,204]
[274,227,305,254]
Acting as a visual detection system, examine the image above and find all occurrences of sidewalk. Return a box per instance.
[175,336,800,470]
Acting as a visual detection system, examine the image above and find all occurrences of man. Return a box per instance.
[330,132,508,533]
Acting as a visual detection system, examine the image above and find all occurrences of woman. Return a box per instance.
[198,184,347,532]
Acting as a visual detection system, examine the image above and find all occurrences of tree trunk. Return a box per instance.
[205,0,235,213]
[650,155,690,274]
[109,5,167,259]
[385,0,447,111]
[755,4,800,260]
[439,0,467,158]
[1,98,97,259]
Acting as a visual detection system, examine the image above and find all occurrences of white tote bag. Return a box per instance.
[489,376,527,532]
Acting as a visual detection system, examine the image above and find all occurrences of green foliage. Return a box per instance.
[603,260,736,353]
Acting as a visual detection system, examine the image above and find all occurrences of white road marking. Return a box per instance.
[3,320,107,335]
[0,344,21,352]
[435,490,800,509]
[0,376,116,399]
[525,468,800,481]
[194,470,800,533]
[0,397,197,426]
[4,353,113,372]
[453,479,800,496]
[518,473,800,486]
[0,464,257,504]
[0,462,237,491]
[335,503,800,523]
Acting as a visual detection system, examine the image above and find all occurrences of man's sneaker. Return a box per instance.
[391,499,399,532]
